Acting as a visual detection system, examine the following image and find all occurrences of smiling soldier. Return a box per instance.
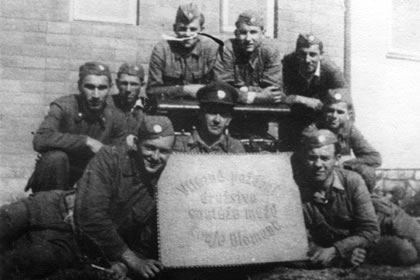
[173,81,245,153]
[25,62,126,193]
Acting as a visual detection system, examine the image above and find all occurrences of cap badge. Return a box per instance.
[308,35,315,42]
[217,90,226,99]
[317,135,326,143]
[334,93,342,100]
[98,64,105,71]
[153,124,163,133]
[250,17,256,23]
[134,66,139,71]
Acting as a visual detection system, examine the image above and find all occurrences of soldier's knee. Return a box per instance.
[0,200,29,245]
[369,236,418,266]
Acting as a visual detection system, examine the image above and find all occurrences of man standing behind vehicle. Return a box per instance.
[26,62,126,193]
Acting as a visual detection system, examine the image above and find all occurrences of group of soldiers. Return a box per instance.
[0,2,419,280]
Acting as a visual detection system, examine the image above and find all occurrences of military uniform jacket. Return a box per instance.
[111,95,144,135]
[214,38,282,91]
[282,53,346,99]
[173,129,245,153]
[327,122,382,169]
[146,36,219,96]
[74,145,158,260]
[299,168,379,258]
[33,94,126,159]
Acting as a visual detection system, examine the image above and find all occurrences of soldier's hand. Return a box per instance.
[261,86,285,103]
[309,246,337,267]
[126,134,138,151]
[86,137,104,153]
[109,261,129,280]
[121,249,163,279]
[349,248,366,267]
[182,84,205,98]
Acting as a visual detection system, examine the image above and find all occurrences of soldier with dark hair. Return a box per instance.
[26,62,126,193]
[173,81,245,153]
[281,33,346,148]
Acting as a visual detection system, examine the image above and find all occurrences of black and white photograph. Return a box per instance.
[0,0,420,279]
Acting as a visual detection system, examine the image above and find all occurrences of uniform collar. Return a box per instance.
[173,37,202,60]
[187,129,228,152]
[331,170,345,191]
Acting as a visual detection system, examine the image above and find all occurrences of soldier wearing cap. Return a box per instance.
[146,3,219,101]
[294,129,420,267]
[280,33,346,149]
[294,128,379,267]
[25,62,127,193]
[173,82,245,153]
[0,115,176,279]
[318,88,381,192]
[213,10,283,137]
[113,63,146,134]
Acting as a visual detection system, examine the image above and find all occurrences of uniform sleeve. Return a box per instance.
[281,53,297,95]
[146,43,186,98]
[345,126,382,168]
[74,148,128,259]
[109,109,128,146]
[333,174,380,257]
[213,40,240,86]
[259,42,283,89]
[33,103,88,153]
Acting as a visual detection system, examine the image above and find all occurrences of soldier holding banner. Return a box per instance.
[295,129,420,267]
[0,115,175,279]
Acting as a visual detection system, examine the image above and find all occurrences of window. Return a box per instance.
[388,0,420,61]
[71,0,138,25]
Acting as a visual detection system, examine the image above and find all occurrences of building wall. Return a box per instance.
[0,0,345,205]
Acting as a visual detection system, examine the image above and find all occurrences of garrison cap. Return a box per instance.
[301,128,337,149]
[117,63,145,80]
[79,62,112,83]
[175,3,202,24]
[296,33,323,51]
[197,82,238,106]
[137,114,174,140]
[235,10,265,28]
[322,88,353,106]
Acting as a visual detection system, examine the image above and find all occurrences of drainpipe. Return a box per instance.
[344,0,351,89]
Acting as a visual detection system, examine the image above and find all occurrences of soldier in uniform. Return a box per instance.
[25,62,126,193]
[319,88,381,192]
[0,115,175,279]
[113,63,146,133]
[317,89,420,265]
[281,34,346,148]
[146,3,220,132]
[173,81,245,153]
[213,10,283,137]
[295,129,420,267]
